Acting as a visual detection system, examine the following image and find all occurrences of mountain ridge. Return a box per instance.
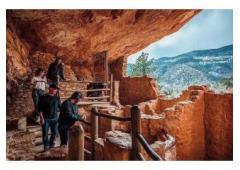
[127,44,233,97]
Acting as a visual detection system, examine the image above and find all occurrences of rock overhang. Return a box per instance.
[7,9,201,67]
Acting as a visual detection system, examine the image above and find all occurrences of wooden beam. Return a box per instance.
[137,152,146,161]
[130,105,141,160]
[60,88,110,92]
[137,134,162,161]
[60,98,111,105]
[91,104,115,108]
[84,148,92,155]
[93,110,131,122]
[77,101,111,105]
[83,96,110,100]
[68,124,85,160]
[61,80,110,85]
[90,107,99,160]
[110,74,113,103]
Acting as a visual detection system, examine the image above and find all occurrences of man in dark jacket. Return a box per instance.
[58,91,86,146]
[46,57,65,85]
[38,84,61,151]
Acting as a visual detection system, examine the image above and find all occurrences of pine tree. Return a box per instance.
[130,52,157,77]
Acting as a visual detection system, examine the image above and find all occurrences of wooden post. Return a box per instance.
[68,124,85,160]
[110,73,113,103]
[112,81,121,106]
[91,107,99,160]
[131,105,141,160]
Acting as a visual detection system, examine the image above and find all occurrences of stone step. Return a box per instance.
[33,144,44,153]
[27,125,42,138]
[35,137,43,146]
[7,116,27,131]
[34,146,68,160]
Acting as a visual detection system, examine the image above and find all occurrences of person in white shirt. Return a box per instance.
[31,68,47,122]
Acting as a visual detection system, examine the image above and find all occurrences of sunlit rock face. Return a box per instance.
[7,9,200,79]
[6,23,31,105]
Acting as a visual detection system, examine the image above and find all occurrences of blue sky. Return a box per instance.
[128,9,233,63]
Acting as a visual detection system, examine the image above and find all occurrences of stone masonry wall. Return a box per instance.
[109,56,127,81]
[59,81,88,100]
[107,85,232,160]
[119,76,160,105]
[145,87,206,160]
[204,92,233,160]
[7,130,35,160]
[158,90,190,112]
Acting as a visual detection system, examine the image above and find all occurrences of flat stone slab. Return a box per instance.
[141,113,165,119]
[105,130,132,149]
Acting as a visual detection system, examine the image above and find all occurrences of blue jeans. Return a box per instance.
[32,89,45,119]
[42,118,58,148]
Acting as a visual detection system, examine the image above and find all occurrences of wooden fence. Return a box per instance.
[68,105,162,161]
[59,74,113,103]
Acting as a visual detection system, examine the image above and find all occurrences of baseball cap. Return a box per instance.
[49,83,60,89]
[71,91,82,100]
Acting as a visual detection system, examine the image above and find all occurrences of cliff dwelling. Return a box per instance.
[6,9,233,161]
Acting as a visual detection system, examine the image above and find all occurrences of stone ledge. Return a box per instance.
[35,146,68,160]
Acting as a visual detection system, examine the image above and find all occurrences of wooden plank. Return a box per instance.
[83,96,110,100]
[61,80,110,84]
[59,99,111,105]
[91,104,116,108]
[93,110,131,122]
[60,88,110,92]
[78,101,110,105]
[83,88,110,92]
[137,134,162,161]
[110,74,113,103]
[137,152,146,161]
[84,148,92,155]
[90,107,98,160]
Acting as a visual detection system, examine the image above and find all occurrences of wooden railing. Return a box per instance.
[68,124,85,160]
[130,105,162,160]
[90,107,132,160]
[68,105,162,161]
[59,74,114,103]
[68,118,92,160]
[61,80,110,85]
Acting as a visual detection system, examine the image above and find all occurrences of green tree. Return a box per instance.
[219,76,233,89]
[130,52,157,77]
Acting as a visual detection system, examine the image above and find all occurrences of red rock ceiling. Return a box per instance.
[7,9,201,67]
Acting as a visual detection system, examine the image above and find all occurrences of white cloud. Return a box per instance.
[128,9,233,63]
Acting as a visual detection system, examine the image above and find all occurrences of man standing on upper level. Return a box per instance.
[46,57,66,85]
